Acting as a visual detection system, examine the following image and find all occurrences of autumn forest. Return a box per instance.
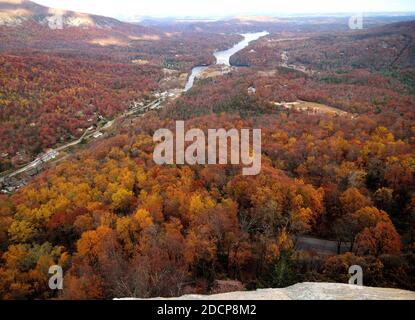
[0,0,415,300]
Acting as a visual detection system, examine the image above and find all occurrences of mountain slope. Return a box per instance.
[0,0,146,30]
[231,20,415,71]
[0,0,161,50]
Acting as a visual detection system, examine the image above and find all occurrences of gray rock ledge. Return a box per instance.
[118,282,415,300]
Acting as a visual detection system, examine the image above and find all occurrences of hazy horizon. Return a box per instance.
[31,0,415,20]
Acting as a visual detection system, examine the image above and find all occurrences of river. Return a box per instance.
[184,31,269,91]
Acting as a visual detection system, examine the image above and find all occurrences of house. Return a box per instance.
[247,87,256,95]
[26,165,42,176]
[93,131,103,139]
[40,150,59,162]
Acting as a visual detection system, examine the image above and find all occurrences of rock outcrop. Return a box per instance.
[120,282,415,300]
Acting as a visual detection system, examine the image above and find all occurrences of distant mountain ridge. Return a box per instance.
[0,0,164,51]
[0,0,154,33]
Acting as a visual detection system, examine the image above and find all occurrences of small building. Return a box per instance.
[26,160,43,176]
[247,87,256,95]
[93,131,103,139]
[40,150,59,162]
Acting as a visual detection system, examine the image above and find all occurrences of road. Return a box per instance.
[0,94,173,188]
[295,236,350,255]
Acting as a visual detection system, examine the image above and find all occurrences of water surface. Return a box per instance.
[184,66,208,91]
[213,31,269,66]
[184,31,269,91]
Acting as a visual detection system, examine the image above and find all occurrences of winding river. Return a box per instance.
[184,31,269,91]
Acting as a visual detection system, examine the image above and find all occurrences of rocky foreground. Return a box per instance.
[121,283,415,300]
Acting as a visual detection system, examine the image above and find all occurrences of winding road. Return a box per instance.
[0,95,168,191]
[2,32,270,192]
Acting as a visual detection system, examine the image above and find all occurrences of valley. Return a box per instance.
[0,30,269,192]
[0,0,415,301]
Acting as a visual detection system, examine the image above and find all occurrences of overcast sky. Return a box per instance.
[33,0,415,18]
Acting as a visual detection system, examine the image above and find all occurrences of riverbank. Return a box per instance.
[184,31,269,91]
